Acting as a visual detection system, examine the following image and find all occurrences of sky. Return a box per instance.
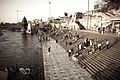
[0,0,97,23]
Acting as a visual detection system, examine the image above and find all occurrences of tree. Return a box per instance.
[0,22,4,26]
[64,12,68,17]
[76,12,83,19]
[102,0,120,10]
[94,0,120,12]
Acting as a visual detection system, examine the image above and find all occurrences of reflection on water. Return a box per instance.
[0,30,42,71]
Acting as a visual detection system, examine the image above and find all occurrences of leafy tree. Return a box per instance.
[0,22,4,26]
[102,0,120,10]
[64,12,68,17]
[76,12,83,19]
[95,0,120,12]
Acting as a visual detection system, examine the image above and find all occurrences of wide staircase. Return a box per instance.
[75,34,120,80]
[50,29,120,80]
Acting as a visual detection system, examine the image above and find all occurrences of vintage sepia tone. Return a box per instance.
[0,0,120,80]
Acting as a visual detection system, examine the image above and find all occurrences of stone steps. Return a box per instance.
[77,46,120,80]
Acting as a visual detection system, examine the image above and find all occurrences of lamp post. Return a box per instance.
[90,15,91,30]
[17,10,19,23]
[98,16,102,28]
[48,2,51,47]
[97,15,103,33]
[100,16,102,29]
[49,2,51,23]
[87,0,89,30]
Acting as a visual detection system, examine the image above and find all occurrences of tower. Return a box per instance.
[22,16,28,34]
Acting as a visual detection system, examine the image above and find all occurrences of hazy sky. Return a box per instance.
[0,0,97,23]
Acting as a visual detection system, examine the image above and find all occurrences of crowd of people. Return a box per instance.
[59,31,111,63]
[37,28,111,68]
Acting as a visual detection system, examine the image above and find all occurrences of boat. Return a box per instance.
[26,23,32,34]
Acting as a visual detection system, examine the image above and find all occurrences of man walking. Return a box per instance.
[48,47,51,56]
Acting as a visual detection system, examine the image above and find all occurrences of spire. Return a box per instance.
[22,16,28,30]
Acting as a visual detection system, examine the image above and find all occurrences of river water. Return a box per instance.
[0,29,44,79]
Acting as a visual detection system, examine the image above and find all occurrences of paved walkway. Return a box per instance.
[42,38,93,80]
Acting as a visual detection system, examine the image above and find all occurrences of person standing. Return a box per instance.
[97,43,102,50]
[56,39,58,43]
[12,65,15,76]
[6,67,11,80]
[102,27,105,34]
[106,39,109,49]
[56,39,58,48]
[66,41,67,46]
[48,47,51,56]
[84,38,87,48]
[15,64,20,73]
[68,49,71,57]
[79,43,82,50]
[92,42,95,53]
[89,39,93,47]
[86,38,89,47]
[48,47,51,53]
